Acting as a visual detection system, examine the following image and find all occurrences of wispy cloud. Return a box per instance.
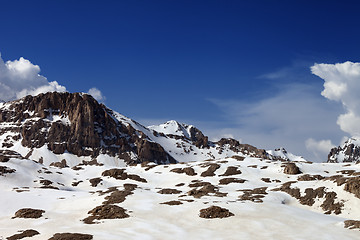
[88,87,106,102]
[207,82,344,162]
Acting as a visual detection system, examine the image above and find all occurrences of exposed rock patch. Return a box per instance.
[219,178,246,185]
[200,164,220,177]
[344,220,360,230]
[199,206,234,219]
[160,200,183,205]
[298,174,325,181]
[6,229,40,240]
[89,178,102,187]
[239,187,268,203]
[219,166,241,176]
[48,233,93,240]
[12,208,45,219]
[102,168,147,183]
[170,167,197,176]
[83,205,129,224]
[50,159,68,168]
[344,177,360,198]
[299,187,325,206]
[0,166,16,175]
[283,163,302,175]
[157,188,182,194]
[188,184,226,198]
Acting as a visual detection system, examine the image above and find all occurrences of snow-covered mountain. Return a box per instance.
[1,92,360,239]
[0,92,302,167]
[328,137,360,163]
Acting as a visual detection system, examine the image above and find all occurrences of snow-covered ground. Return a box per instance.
[1,155,360,239]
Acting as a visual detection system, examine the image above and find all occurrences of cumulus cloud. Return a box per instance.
[311,62,360,136]
[0,54,66,101]
[87,87,105,102]
[305,138,335,161]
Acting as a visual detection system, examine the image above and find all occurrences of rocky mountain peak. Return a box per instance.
[328,137,360,163]
[0,92,175,164]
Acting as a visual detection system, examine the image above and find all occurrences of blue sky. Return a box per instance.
[1,0,360,161]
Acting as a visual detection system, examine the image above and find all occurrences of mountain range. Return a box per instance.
[0,92,359,240]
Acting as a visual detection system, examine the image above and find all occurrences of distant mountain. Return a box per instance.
[0,92,303,167]
[328,137,360,163]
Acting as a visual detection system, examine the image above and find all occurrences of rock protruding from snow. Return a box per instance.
[328,137,360,163]
[267,147,307,162]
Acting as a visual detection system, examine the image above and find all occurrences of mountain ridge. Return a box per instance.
[0,92,304,167]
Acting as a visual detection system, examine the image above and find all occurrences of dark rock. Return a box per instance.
[283,163,302,175]
[48,233,93,240]
[321,191,343,215]
[219,166,241,176]
[0,166,16,175]
[170,167,197,176]
[344,177,360,198]
[157,188,182,194]
[299,187,325,206]
[297,174,325,181]
[344,220,360,230]
[50,159,68,168]
[6,229,40,240]
[12,208,45,219]
[200,164,220,177]
[160,200,183,205]
[83,205,129,224]
[219,178,246,185]
[199,206,234,219]
[89,178,102,187]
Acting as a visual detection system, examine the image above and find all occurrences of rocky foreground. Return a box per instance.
[1,155,360,239]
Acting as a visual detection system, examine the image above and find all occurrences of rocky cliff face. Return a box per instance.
[328,138,360,163]
[0,92,175,164]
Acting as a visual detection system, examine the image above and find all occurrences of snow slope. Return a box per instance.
[1,155,360,239]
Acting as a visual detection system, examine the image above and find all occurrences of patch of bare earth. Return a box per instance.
[219,178,246,185]
[170,167,197,176]
[102,168,147,183]
[103,184,137,204]
[220,166,241,176]
[344,220,360,230]
[199,206,234,219]
[48,233,93,240]
[160,200,183,205]
[12,208,45,219]
[89,177,102,187]
[283,163,302,175]
[231,155,245,161]
[157,188,182,194]
[0,166,16,175]
[188,183,227,198]
[239,187,268,203]
[273,182,343,214]
[83,205,129,224]
[6,229,40,240]
[297,174,325,181]
[200,164,220,177]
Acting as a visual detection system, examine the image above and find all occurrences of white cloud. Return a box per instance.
[87,87,105,102]
[208,83,344,162]
[0,53,66,101]
[305,138,335,161]
[311,61,360,136]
